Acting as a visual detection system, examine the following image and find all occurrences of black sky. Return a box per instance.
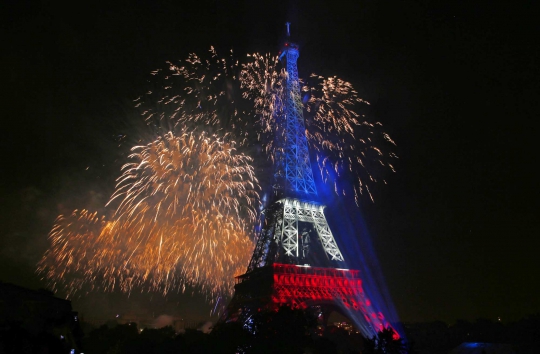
[1,0,538,324]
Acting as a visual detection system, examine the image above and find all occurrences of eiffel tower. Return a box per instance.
[222,24,394,336]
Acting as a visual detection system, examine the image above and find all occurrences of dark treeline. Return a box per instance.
[402,314,540,353]
[6,308,539,353]
[79,312,540,354]
[79,306,406,354]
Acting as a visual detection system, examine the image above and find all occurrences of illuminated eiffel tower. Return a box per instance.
[222,24,394,335]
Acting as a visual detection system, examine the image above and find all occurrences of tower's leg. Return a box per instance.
[247,202,285,272]
[282,199,299,261]
[310,207,344,262]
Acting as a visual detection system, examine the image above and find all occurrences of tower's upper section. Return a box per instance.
[279,42,299,60]
[272,24,318,200]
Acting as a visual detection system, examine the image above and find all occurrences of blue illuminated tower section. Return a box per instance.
[277,35,317,197]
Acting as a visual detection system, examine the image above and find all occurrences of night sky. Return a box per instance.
[1,1,538,325]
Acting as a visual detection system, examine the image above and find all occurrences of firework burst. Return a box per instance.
[39,130,258,297]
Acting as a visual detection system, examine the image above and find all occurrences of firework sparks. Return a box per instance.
[39,130,258,297]
[136,49,396,202]
[304,75,397,203]
[37,210,109,296]
[137,47,250,143]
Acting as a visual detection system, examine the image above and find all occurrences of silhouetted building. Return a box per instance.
[0,282,81,352]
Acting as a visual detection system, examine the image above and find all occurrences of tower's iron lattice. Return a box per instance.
[222,24,394,336]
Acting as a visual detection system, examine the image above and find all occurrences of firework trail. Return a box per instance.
[39,130,258,297]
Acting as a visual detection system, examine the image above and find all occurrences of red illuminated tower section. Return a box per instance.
[229,264,390,331]
[223,24,395,337]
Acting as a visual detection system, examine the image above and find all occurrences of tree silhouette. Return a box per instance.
[363,327,409,354]
[247,305,318,353]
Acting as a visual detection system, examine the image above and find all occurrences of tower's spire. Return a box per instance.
[286,22,291,37]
